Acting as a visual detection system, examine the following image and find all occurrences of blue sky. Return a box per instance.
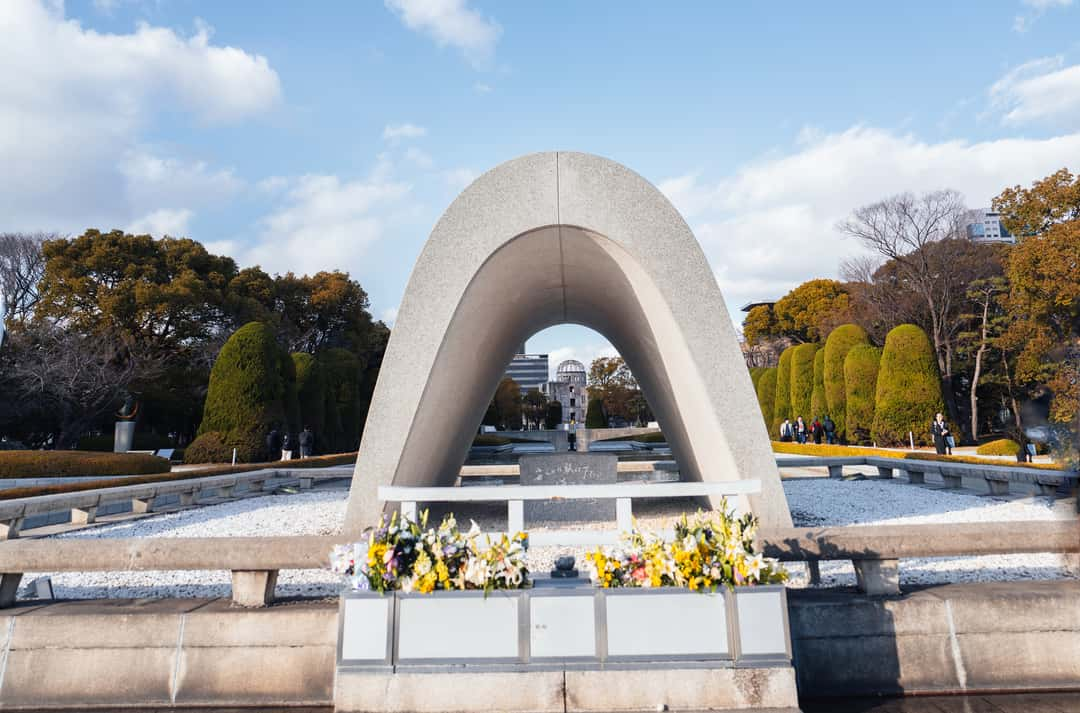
[4,0,1080,375]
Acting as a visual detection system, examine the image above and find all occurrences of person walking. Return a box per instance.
[795,416,807,444]
[281,431,294,460]
[931,413,950,455]
[822,415,837,445]
[299,426,314,459]
[811,417,823,444]
[779,418,793,442]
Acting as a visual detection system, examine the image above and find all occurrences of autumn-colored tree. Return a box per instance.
[742,305,779,346]
[587,356,643,422]
[993,168,1080,237]
[483,377,523,430]
[773,280,850,344]
[522,388,548,430]
[272,270,375,354]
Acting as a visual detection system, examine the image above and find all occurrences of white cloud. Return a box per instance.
[380,305,399,325]
[547,343,617,381]
[382,122,428,141]
[128,208,193,237]
[240,172,411,277]
[385,0,500,69]
[1013,0,1073,31]
[473,82,492,94]
[659,126,1080,326]
[119,150,243,209]
[0,0,281,232]
[404,146,434,169]
[990,56,1080,128]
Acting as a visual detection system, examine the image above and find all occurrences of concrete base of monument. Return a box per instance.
[334,665,800,712]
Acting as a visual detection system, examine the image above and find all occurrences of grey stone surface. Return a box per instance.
[565,666,799,711]
[344,152,793,535]
[113,420,135,452]
[335,670,566,713]
[519,453,617,522]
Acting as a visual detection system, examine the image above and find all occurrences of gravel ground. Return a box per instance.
[18,478,1078,600]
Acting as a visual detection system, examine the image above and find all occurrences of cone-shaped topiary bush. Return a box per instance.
[756,367,777,432]
[192,322,287,462]
[824,324,869,442]
[811,349,827,421]
[293,352,327,443]
[749,367,765,392]
[844,344,881,445]
[322,348,364,453]
[789,343,819,421]
[772,346,796,435]
[872,324,945,447]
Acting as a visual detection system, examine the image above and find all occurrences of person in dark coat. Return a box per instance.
[779,418,793,442]
[266,428,282,460]
[281,431,294,460]
[931,413,950,455]
[299,426,314,459]
[822,415,837,444]
[795,416,808,444]
[811,418,824,444]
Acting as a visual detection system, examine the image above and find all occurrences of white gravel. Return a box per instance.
[18,478,1077,600]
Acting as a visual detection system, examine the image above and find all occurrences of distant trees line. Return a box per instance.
[743,168,1079,456]
[0,229,387,453]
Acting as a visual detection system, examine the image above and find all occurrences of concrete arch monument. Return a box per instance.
[343,152,792,533]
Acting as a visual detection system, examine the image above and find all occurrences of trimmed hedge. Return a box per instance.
[976,438,1021,456]
[844,344,881,446]
[197,322,287,462]
[769,442,1068,471]
[749,367,765,392]
[872,324,945,448]
[823,324,869,442]
[593,431,666,443]
[292,352,327,441]
[755,367,777,432]
[810,349,827,421]
[789,343,818,421]
[0,451,170,479]
[322,348,364,453]
[0,452,358,501]
[772,346,796,435]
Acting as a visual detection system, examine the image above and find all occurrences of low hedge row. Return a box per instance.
[0,452,357,501]
[975,438,1021,456]
[592,431,666,444]
[0,451,171,479]
[770,442,1069,471]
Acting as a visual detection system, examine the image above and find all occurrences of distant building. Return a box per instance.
[503,343,549,391]
[542,359,588,426]
[965,209,1015,244]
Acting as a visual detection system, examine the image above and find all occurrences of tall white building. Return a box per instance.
[965,209,1016,244]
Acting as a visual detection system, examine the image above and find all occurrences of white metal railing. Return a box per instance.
[377,480,761,547]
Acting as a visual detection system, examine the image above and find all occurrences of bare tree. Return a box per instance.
[7,327,162,448]
[838,190,971,428]
[0,233,50,325]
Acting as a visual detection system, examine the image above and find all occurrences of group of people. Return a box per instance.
[778,415,837,444]
[266,426,316,461]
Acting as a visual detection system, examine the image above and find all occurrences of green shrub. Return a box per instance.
[322,348,364,453]
[292,352,327,445]
[771,441,899,458]
[755,367,777,433]
[198,322,287,461]
[976,438,1021,456]
[824,324,869,442]
[811,349,827,420]
[789,343,818,421]
[0,451,170,478]
[544,400,562,429]
[749,367,765,392]
[183,426,265,464]
[585,398,606,428]
[872,324,945,447]
[772,346,796,435]
[280,348,301,436]
[844,344,881,445]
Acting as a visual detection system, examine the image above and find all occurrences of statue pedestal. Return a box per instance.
[114,421,135,453]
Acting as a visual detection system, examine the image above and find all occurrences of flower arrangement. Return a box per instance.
[584,502,787,590]
[330,510,529,594]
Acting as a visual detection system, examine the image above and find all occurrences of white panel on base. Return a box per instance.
[397,594,519,660]
[530,595,595,658]
[342,597,391,661]
[606,593,728,657]
[736,589,787,657]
